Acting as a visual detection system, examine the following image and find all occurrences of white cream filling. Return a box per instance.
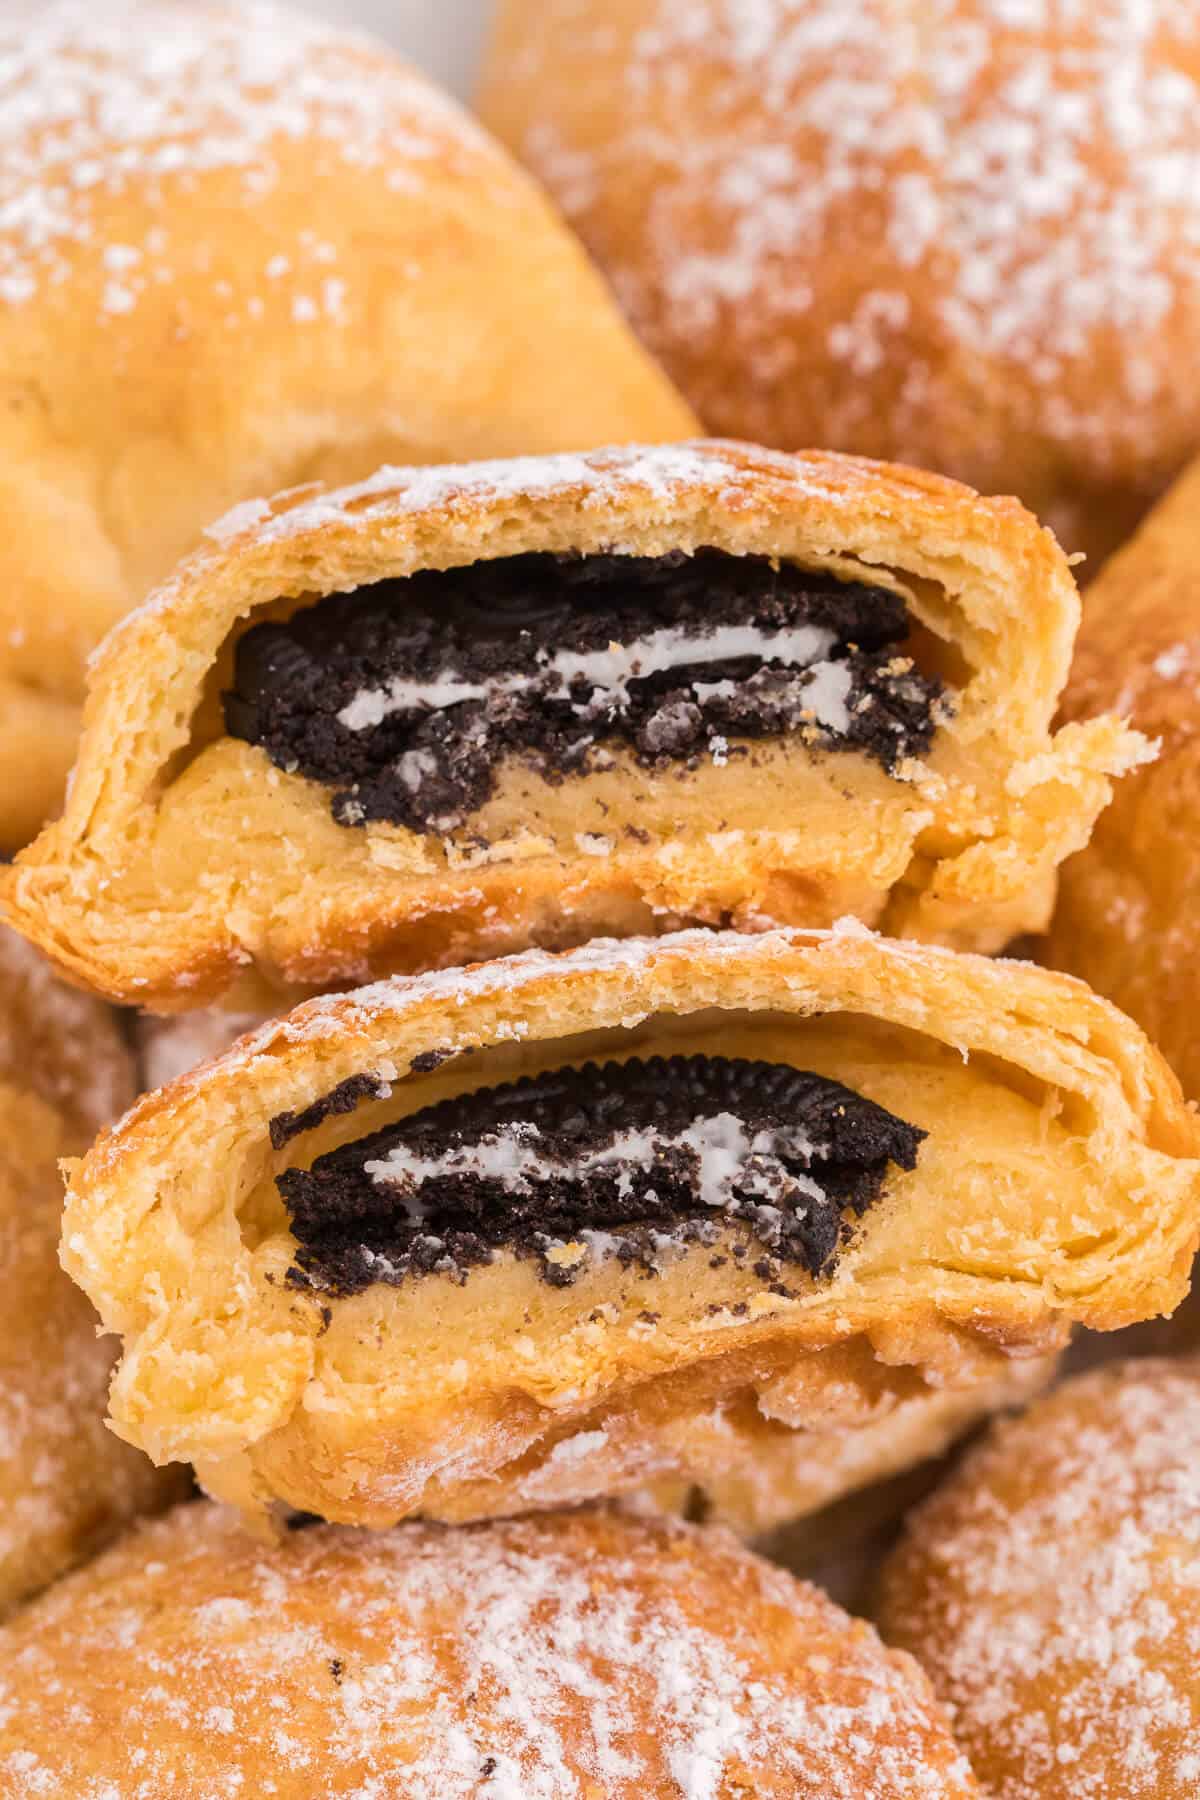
[336,621,839,732]
[362,1113,828,1257]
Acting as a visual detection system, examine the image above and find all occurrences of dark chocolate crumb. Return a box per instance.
[329,1659,344,1685]
[637,1310,661,1325]
[480,1759,497,1779]
[225,550,946,834]
[270,1072,391,1151]
[410,1048,453,1075]
[279,1054,923,1300]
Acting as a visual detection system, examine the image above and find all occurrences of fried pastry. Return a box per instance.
[0,928,184,1614]
[1045,454,1200,1096]
[879,1357,1200,1800]
[0,1502,979,1798]
[482,0,1200,569]
[3,441,1143,1009]
[60,925,1200,1527]
[0,0,694,851]
[133,1003,1056,1537]
[634,1356,1056,1538]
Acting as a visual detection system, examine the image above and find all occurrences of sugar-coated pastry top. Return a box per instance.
[482,0,1200,565]
[0,1502,979,1798]
[0,0,491,318]
[879,1358,1200,1799]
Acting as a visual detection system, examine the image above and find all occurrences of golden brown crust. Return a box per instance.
[481,0,1200,570]
[0,0,695,851]
[60,925,1200,1526]
[0,1501,979,1798]
[1045,454,1200,1094]
[878,1357,1200,1800]
[3,440,1142,1008]
[630,1356,1057,1536]
[0,929,183,1615]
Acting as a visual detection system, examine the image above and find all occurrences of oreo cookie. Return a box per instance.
[279,1053,925,1296]
[225,550,945,832]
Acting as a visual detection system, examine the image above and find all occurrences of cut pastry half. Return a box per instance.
[4,442,1144,1009]
[61,926,1200,1527]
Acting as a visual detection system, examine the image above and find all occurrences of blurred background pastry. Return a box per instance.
[0,0,693,850]
[0,927,184,1615]
[0,1502,980,1796]
[482,0,1200,572]
[1045,454,1200,1098]
[879,1358,1200,1799]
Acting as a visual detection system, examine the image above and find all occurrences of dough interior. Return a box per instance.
[139,550,986,992]
[108,1010,1133,1522]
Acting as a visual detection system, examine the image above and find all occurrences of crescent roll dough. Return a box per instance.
[60,925,1200,1528]
[1045,455,1200,1097]
[4,441,1143,1010]
[0,0,694,850]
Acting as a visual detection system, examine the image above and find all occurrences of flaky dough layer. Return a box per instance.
[61,926,1200,1527]
[4,441,1143,1008]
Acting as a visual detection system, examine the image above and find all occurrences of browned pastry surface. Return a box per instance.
[0,0,694,849]
[1045,453,1200,1095]
[59,926,1200,1527]
[0,928,184,1614]
[0,1501,980,1797]
[481,0,1200,569]
[879,1357,1200,1799]
[3,441,1143,1009]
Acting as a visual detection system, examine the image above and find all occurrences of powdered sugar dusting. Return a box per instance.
[0,1503,976,1796]
[198,440,787,557]
[0,0,492,319]
[883,1358,1200,1798]
[509,0,1200,467]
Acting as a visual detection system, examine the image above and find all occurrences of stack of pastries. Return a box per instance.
[1,1,1198,1793]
